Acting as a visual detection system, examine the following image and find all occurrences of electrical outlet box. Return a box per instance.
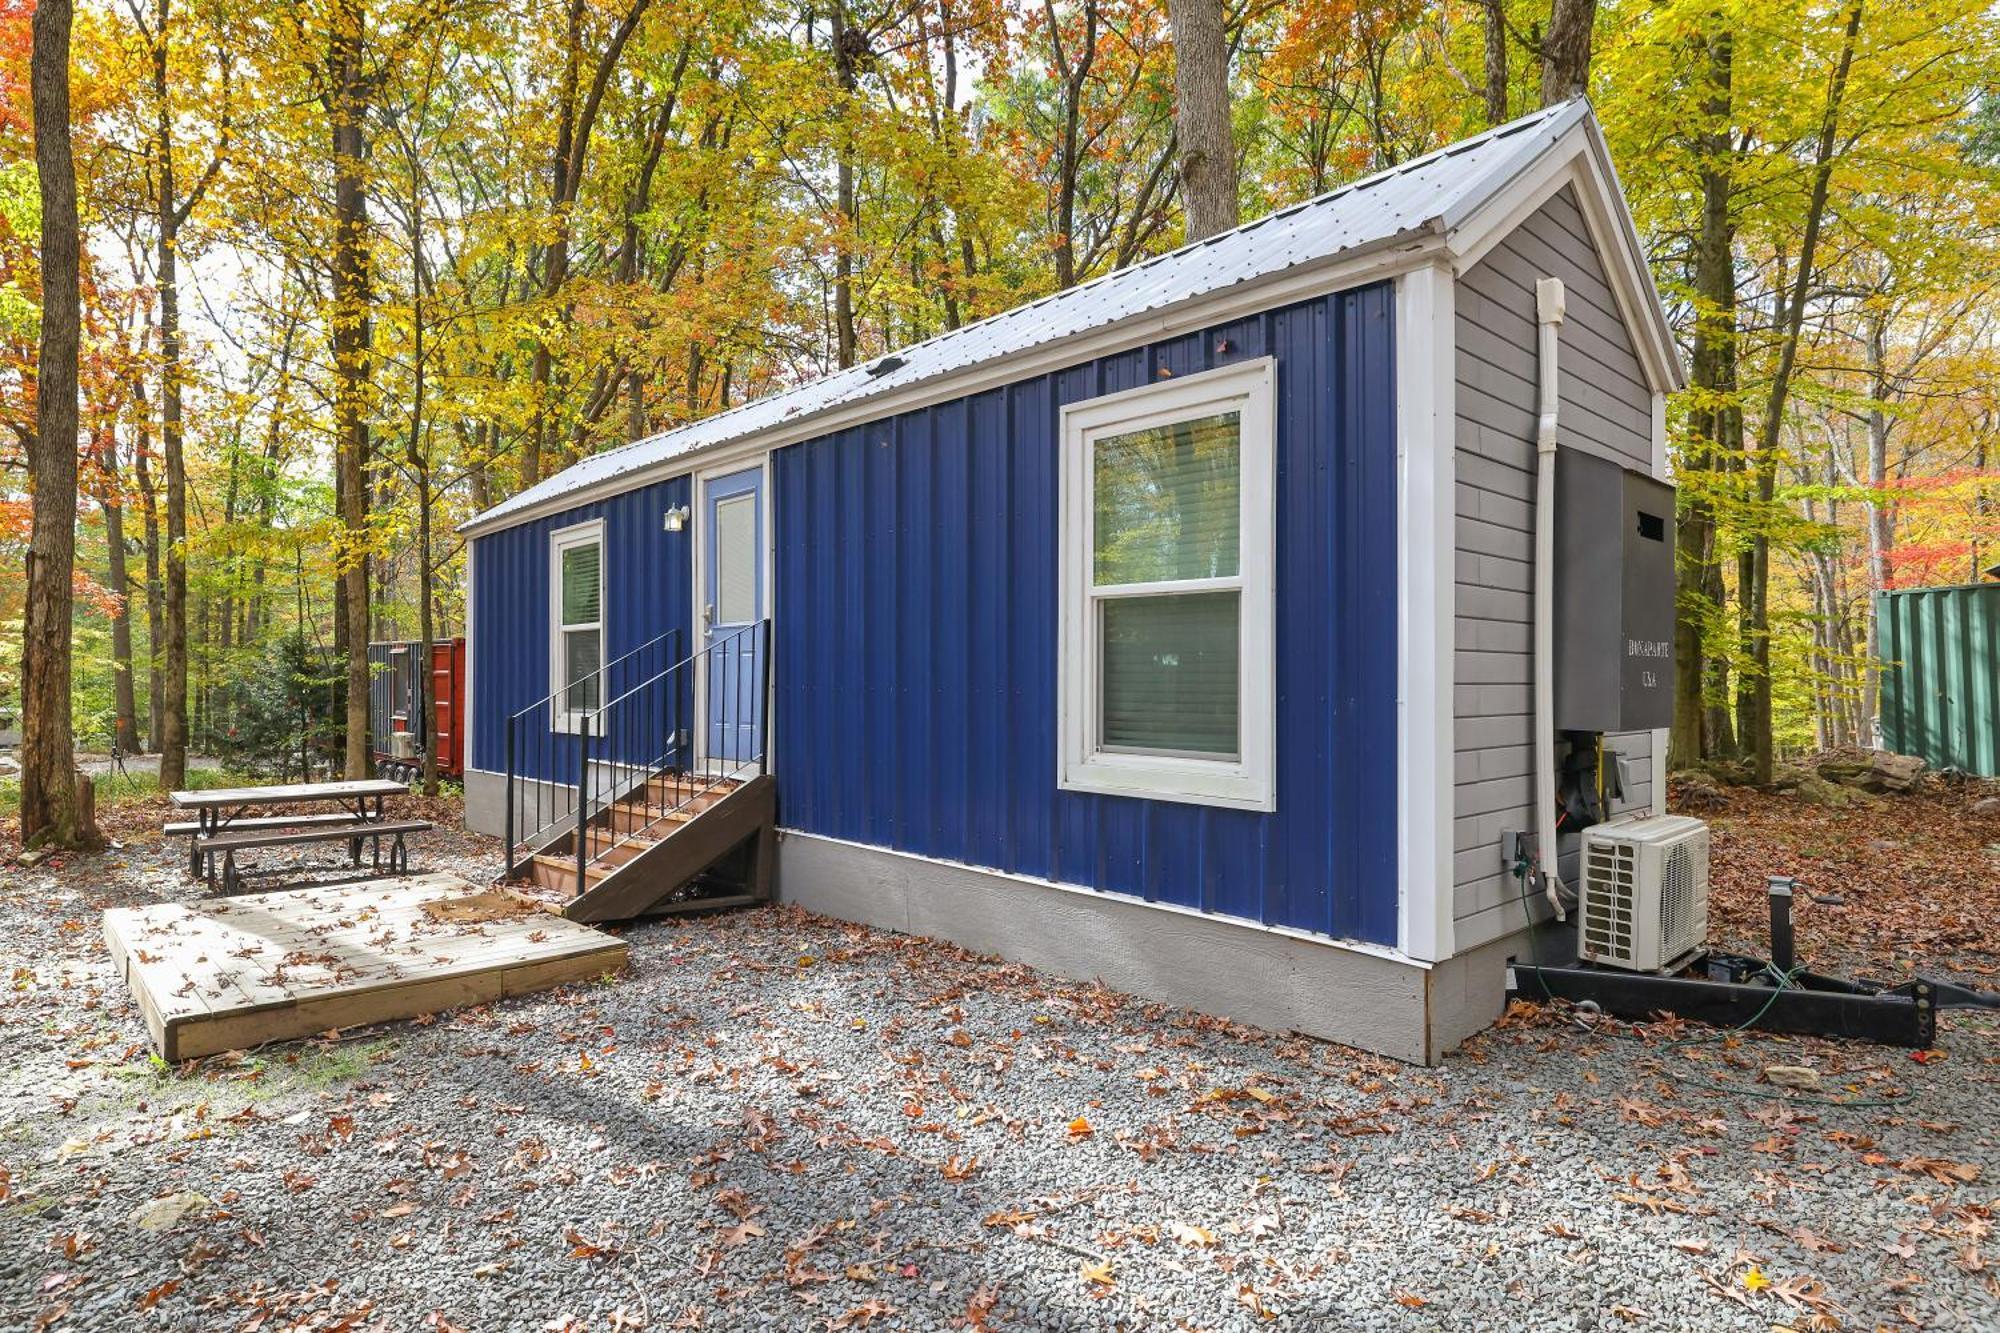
[1554,451,1676,732]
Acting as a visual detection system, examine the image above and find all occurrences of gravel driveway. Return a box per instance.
[2,808,1996,1331]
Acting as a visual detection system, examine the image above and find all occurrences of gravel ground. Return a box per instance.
[2,800,1996,1331]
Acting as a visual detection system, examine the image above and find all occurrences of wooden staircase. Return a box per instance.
[514,770,776,923]
[502,619,775,925]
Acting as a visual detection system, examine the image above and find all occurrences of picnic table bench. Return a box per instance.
[203,819,434,894]
[168,779,411,876]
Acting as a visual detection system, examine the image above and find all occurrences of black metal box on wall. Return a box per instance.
[1553,450,1676,732]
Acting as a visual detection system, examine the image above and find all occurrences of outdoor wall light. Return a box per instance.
[663,504,690,533]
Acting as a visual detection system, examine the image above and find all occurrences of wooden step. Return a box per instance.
[601,802,698,835]
[644,775,738,809]
[579,826,660,868]
[564,775,776,924]
[526,853,617,896]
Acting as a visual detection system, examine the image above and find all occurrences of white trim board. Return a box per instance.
[1056,358,1278,811]
[1443,113,1684,398]
[547,517,606,735]
[689,457,775,778]
[463,537,477,786]
[1393,265,1456,965]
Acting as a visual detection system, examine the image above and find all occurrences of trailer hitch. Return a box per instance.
[1508,875,1999,1048]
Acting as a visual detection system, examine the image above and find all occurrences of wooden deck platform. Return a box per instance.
[104,872,627,1062]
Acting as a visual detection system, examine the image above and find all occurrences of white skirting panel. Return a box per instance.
[776,830,1521,1065]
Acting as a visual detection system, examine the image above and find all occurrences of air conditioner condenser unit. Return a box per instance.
[1577,815,1710,973]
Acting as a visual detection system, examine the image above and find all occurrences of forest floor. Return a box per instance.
[0,781,1995,1331]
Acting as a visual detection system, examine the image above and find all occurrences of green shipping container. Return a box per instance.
[1876,582,2000,777]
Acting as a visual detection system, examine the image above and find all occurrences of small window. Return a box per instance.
[550,519,605,733]
[1059,359,1276,810]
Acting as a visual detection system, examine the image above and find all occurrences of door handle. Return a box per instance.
[702,602,714,628]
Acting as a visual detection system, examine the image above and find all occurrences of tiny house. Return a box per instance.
[460,101,1684,1062]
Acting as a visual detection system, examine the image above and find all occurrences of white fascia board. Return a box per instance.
[1443,118,1687,397]
[460,234,1449,539]
[1393,263,1456,965]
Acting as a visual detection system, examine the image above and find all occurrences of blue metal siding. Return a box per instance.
[470,475,694,779]
[773,284,1400,944]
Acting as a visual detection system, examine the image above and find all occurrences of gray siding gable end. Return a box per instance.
[1451,184,1660,954]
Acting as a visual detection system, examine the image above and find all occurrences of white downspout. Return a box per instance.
[1534,278,1566,919]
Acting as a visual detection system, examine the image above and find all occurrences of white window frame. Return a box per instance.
[549,518,606,735]
[1058,357,1277,811]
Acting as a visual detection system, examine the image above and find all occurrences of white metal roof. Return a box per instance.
[466,99,1677,536]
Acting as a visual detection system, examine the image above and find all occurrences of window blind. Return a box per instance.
[561,542,600,626]
[1092,411,1241,586]
[1099,590,1241,757]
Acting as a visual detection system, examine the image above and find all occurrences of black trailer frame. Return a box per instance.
[1508,876,1998,1047]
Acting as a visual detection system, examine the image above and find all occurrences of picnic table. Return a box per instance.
[168,779,409,877]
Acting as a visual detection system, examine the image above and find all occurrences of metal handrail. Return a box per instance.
[504,619,771,893]
[506,627,681,725]
[503,628,682,878]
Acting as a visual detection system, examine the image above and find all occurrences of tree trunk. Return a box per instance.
[98,428,141,754]
[132,375,165,752]
[1045,0,1096,290]
[1741,0,1864,784]
[1480,0,1509,124]
[1974,422,1990,582]
[1167,0,1237,241]
[831,3,864,367]
[1860,308,1892,740]
[406,167,440,797]
[1540,0,1598,105]
[521,0,653,481]
[153,0,191,790]
[328,0,374,779]
[1670,27,1733,770]
[22,0,90,848]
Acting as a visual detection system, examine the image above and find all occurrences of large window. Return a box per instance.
[1059,358,1276,810]
[550,519,605,733]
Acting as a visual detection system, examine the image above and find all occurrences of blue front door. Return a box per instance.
[704,467,765,766]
